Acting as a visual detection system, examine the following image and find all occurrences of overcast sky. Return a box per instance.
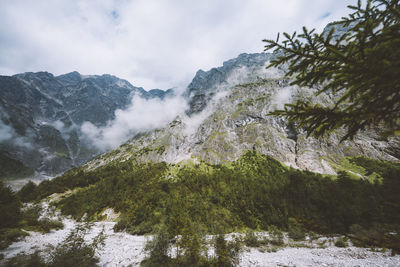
[0,0,351,90]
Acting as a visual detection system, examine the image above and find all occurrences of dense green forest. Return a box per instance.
[15,152,400,243]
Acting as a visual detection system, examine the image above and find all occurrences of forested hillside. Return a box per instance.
[13,151,400,252]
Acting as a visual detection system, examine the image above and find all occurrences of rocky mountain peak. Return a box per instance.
[185,52,276,115]
[56,71,82,85]
[14,71,55,80]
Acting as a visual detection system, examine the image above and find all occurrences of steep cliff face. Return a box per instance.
[0,71,171,178]
[185,53,276,114]
[87,52,399,175]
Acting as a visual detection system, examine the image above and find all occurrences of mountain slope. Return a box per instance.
[86,52,400,175]
[0,71,171,179]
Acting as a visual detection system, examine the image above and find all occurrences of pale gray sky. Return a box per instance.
[0,0,351,90]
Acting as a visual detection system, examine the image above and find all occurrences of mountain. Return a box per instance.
[0,71,171,179]
[1,53,399,181]
[86,52,400,175]
[13,51,399,258]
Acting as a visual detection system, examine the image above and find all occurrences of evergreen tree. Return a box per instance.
[264,0,400,140]
[0,181,21,228]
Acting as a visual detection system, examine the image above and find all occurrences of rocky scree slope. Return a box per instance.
[87,52,399,175]
[0,71,172,179]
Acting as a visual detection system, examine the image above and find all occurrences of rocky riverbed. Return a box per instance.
[1,198,399,267]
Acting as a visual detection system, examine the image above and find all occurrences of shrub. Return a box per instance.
[349,224,400,254]
[214,234,230,266]
[213,234,242,267]
[0,228,28,250]
[308,231,318,242]
[268,225,284,246]
[48,223,105,267]
[288,218,305,241]
[20,205,63,233]
[0,181,21,228]
[18,181,38,203]
[142,225,172,266]
[178,231,203,264]
[244,229,260,247]
[21,204,41,226]
[113,217,128,232]
[335,237,347,247]
[4,251,44,267]
[3,224,105,267]
[37,219,64,233]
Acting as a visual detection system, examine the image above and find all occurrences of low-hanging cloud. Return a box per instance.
[0,119,34,149]
[0,119,14,142]
[81,93,188,151]
[184,63,285,136]
[270,86,296,111]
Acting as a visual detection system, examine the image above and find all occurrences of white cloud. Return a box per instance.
[183,90,230,137]
[0,120,14,142]
[270,86,296,110]
[0,119,34,149]
[81,93,188,150]
[0,0,351,90]
[50,120,65,132]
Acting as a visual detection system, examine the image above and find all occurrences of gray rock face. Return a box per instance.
[0,71,171,178]
[87,52,400,175]
[146,89,175,99]
[186,53,275,115]
[322,22,355,41]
